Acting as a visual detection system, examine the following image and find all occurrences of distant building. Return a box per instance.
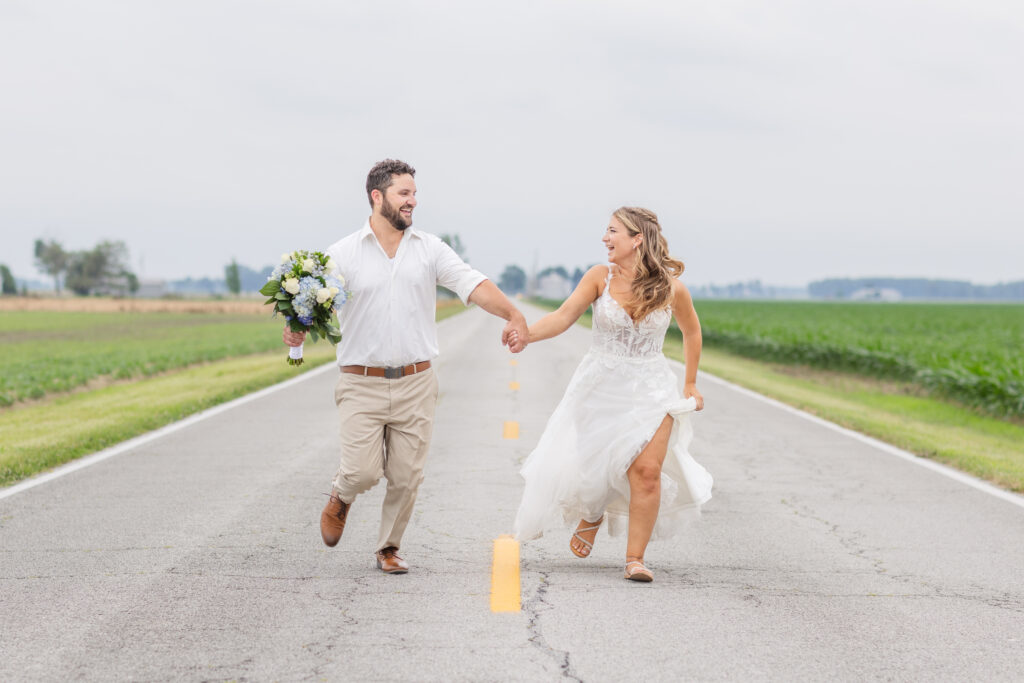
[136,279,168,298]
[536,272,573,300]
[848,287,902,302]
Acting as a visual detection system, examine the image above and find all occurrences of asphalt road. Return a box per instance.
[2,303,1023,682]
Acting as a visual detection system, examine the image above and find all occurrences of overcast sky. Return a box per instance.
[1,0,1022,288]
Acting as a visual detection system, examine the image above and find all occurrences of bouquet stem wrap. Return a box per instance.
[288,343,305,366]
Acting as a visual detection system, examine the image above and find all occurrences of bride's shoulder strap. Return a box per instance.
[596,265,613,296]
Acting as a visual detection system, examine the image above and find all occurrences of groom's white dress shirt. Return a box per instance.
[326,220,487,368]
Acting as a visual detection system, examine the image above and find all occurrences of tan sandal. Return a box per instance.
[569,517,604,558]
[624,557,653,582]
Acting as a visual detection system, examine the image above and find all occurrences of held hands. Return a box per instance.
[282,326,306,347]
[502,315,529,353]
[684,382,704,411]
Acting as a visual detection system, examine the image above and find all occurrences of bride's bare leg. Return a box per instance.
[626,415,673,561]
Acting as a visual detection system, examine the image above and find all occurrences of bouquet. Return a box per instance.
[260,250,349,366]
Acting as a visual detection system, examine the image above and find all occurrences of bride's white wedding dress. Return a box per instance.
[514,266,713,541]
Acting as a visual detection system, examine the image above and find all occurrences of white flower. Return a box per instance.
[325,258,337,271]
[283,278,300,295]
[329,286,339,296]
[337,275,346,287]
[280,253,291,263]
[302,258,315,273]
[316,287,332,304]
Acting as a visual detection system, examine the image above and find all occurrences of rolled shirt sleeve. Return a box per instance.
[433,238,488,304]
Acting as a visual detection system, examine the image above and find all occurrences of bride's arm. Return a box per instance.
[527,266,605,343]
[671,279,704,409]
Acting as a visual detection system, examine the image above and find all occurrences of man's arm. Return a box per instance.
[467,280,529,352]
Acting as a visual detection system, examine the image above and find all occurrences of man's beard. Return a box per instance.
[381,196,412,231]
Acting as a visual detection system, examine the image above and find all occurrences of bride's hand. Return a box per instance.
[684,383,704,411]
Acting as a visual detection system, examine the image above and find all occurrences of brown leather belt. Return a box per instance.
[341,360,431,379]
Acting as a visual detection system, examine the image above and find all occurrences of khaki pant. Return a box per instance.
[331,367,439,552]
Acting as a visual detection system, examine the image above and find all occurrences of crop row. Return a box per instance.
[0,311,291,407]
[690,301,1024,418]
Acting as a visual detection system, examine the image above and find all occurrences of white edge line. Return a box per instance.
[667,358,1024,512]
[0,361,338,501]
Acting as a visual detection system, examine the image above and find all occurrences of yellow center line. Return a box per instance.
[503,421,519,439]
[509,381,520,391]
[490,535,521,612]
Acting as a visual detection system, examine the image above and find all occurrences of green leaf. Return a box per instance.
[259,281,280,296]
[274,291,290,300]
[309,330,319,343]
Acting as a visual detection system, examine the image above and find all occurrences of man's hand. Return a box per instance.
[502,315,529,353]
[283,326,306,347]
[466,280,529,353]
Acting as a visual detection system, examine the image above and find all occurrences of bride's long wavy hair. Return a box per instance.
[614,207,684,321]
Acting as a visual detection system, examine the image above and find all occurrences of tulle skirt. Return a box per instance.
[513,350,713,541]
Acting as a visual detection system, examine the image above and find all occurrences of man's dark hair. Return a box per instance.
[366,159,416,208]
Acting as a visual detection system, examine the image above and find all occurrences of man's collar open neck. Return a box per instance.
[364,216,419,241]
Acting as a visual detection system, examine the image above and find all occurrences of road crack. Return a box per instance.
[521,568,583,682]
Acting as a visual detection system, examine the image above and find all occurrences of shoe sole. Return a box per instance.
[625,571,653,582]
[376,560,408,574]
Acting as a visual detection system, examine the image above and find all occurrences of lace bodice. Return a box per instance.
[590,267,671,359]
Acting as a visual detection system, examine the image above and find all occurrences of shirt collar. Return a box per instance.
[360,219,423,241]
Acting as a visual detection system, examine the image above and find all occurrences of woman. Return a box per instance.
[512,207,712,582]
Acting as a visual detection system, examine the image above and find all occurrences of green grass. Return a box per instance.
[531,298,1024,493]
[667,341,1024,493]
[0,345,338,486]
[0,301,469,486]
[435,298,467,322]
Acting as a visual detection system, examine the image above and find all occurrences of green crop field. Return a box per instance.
[0,300,467,408]
[0,311,289,406]
[690,301,1024,418]
[0,300,468,485]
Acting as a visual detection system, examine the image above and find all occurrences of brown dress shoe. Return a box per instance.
[375,547,409,574]
[320,493,351,547]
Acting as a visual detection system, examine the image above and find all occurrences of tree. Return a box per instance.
[126,272,140,296]
[439,234,466,261]
[65,241,135,296]
[0,264,17,295]
[498,264,526,294]
[537,265,570,280]
[225,260,241,296]
[34,239,68,293]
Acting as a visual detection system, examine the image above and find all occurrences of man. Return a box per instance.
[283,159,528,574]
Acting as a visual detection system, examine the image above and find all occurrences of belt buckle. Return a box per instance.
[384,366,404,379]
